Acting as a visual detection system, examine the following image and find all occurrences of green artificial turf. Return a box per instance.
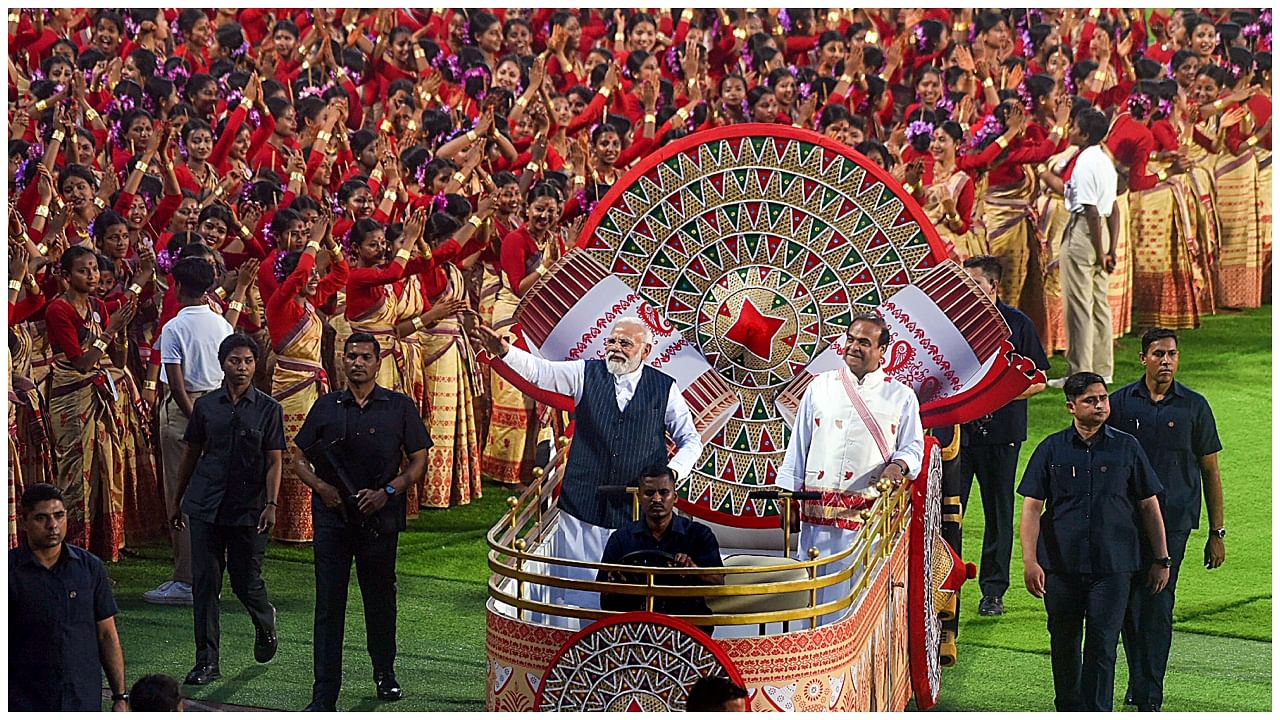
[103,307,1271,711]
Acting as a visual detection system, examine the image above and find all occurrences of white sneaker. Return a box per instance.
[1047,377,1068,389]
[143,580,194,605]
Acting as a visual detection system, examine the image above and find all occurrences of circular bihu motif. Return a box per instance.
[578,124,949,525]
[533,611,743,712]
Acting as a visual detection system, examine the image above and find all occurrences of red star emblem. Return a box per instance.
[725,297,785,360]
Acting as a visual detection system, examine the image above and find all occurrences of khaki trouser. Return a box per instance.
[159,390,211,584]
[1061,215,1114,379]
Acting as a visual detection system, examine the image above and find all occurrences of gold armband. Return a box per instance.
[127,283,144,297]
[600,86,612,99]
[9,12,21,23]
[1245,136,1260,148]
[369,168,384,183]
[305,241,321,253]
[674,107,689,123]
[35,243,48,255]
[394,248,412,262]
[214,286,228,300]
[643,113,656,125]
[85,108,100,123]
[24,274,39,290]
[1089,8,1101,19]
[93,197,106,209]
[34,205,50,219]
[290,172,306,184]
[317,131,332,143]
[52,129,66,143]
[732,27,747,41]
[239,224,252,239]
[953,22,970,33]
[515,95,530,108]
[92,338,109,353]
[681,8,694,22]
[239,96,253,111]
[33,99,48,113]
[1155,168,1169,182]
[573,175,586,185]
[383,190,397,204]
[411,315,425,331]
[300,59,311,71]
[995,135,1010,150]
[468,215,483,228]
[1093,70,1107,82]
[413,46,426,59]
[143,380,158,391]
[838,74,853,85]
[526,161,541,174]
[465,130,479,143]
[228,300,244,313]
[379,118,393,133]
[8,280,23,292]
[452,171,467,185]
[982,77,995,89]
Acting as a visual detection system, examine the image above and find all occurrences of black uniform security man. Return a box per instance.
[1018,372,1169,712]
[1107,328,1225,712]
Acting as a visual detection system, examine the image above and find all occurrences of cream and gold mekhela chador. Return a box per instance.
[270,300,329,542]
[419,264,483,507]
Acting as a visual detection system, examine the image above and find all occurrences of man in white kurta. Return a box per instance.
[473,317,703,618]
[778,315,924,624]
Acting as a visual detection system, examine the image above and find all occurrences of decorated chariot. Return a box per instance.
[483,126,1044,711]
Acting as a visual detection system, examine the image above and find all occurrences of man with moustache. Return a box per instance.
[292,332,431,710]
[1108,328,1225,712]
[598,466,723,617]
[9,484,129,711]
[471,317,703,612]
[777,314,924,623]
[1018,372,1169,712]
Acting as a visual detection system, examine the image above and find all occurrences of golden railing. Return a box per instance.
[486,436,914,630]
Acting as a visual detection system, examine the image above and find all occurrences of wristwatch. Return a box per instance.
[1211,527,1227,539]
[384,484,397,497]
[1154,556,1173,568]
[112,692,130,704]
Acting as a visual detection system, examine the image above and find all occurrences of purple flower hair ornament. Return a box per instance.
[906,120,935,142]
[272,251,291,282]
[777,9,792,33]
[1127,92,1153,119]
[155,247,175,273]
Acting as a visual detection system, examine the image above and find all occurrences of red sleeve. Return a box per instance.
[566,91,610,136]
[954,176,975,234]
[957,138,1007,173]
[44,299,85,358]
[210,105,247,170]
[315,255,349,306]
[147,193,183,238]
[1225,120,1250,155]
[499,229,532,296]
[347,260,409,291]
[1006,135,1059,165]
[8,292,47,326]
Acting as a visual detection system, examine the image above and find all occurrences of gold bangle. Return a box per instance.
[305,241,321,253]
[85,108,100,123]
[8,279,23,292]
[465,130,478,143]
[52,129,65,142]
[411,316,425,330]
[9,12,20,23]
[413,47,426,59]
[33,99,48,113]
[378,119,393,133]
[732,27,746,40]
[573,175,586,185]
[383,191,397,204]
[127,283,143,296]
[143,380,158,391]
[1093,70,1107,82]
[681,8,693,21]
[995,135,1010,150]
[290,172,306,184]
[468,215,483,228]
[34,205,49,219]
[228,300,244,312]
[35,243,48,255]
[24,275,39,290]
[953,22,969,33]
[600,87,612,99]
[1245,135,1260,148]
[526,162,541,173]
[982,77,995,89]
[135,160,150,173]
[515,95,529,108]
[93,197,106,209]
[394,248,411,262]
[214,286,228,299]
[92,338,109,353]
[1089,8,1101,19]
[239,224,252,239]
[644,113,657,125]
[452,171,467,184]
[239,96,253,111]
[1155,169,1168,182]
[838,74,853,85]
[674,108,689,123]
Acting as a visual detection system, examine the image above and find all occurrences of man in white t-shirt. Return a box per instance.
[1059,107,1119,384]
[143,257,234,605]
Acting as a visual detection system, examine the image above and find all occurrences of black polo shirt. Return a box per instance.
[9,543,119,711]
[1018,425,1163,574]
[293,385,431,532]
[598,514,723,615]
[962,300,1051,446]
[1107,378,1222,532]
[183,385,288,526]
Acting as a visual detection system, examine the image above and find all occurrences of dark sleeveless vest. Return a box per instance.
[560,360,674,529]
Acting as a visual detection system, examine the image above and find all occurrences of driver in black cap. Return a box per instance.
[597,465,724,615]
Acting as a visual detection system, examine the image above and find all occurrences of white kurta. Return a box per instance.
[778,366,924,624]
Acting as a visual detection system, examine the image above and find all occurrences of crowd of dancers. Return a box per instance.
[6,8,1271,565]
